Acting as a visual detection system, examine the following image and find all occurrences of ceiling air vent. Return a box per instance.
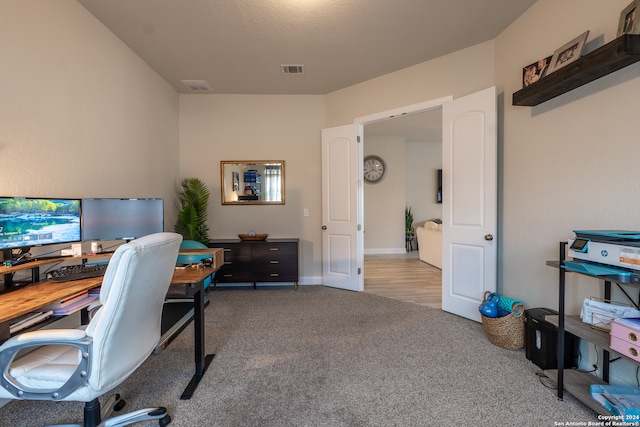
[181,79,212,91]
[281,64,304,74]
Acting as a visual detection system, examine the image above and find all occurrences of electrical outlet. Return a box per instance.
[304,208,309,217]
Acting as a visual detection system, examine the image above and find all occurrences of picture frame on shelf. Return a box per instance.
[522,55,552,87]
[547,30,590,75]
[618,0,640,36]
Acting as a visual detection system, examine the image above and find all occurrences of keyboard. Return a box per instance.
[47,264,108,282]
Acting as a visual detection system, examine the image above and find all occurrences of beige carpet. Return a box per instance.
[0,286,596,426]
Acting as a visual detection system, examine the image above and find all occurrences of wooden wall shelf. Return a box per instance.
[512,34,640,106]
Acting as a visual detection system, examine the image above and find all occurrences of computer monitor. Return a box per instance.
[81,198,164,241]
[0,197,81,250]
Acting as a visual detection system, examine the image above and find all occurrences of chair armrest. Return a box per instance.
[1,329,87,351]
[0,329,91,400]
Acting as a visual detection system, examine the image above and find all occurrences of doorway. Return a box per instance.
[362,109,443,308]
[322,88,497,321]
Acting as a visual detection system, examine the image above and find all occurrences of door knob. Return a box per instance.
[322,226,327,230]
[484,234,494,241]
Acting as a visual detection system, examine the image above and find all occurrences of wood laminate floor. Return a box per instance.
[363,252,441,309]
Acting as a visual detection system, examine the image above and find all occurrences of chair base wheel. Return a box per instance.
[113,399,126,412]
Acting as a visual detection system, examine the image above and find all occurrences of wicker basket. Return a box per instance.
[480,292,525,350]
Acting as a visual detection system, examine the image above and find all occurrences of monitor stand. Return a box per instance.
[2,247,33,288]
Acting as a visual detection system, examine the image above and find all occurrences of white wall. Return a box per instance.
[178,94,325,284]
[363,136,406,253]
[496,0,640,313]
[0,0,181,408]
[495,0,640,385]
[361,138,441,254]
[325,41,496,127]
[0,0,180,225]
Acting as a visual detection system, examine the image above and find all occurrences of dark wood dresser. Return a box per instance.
[208,238,299,289]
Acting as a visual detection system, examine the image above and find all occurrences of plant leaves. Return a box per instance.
[175,177,210,244]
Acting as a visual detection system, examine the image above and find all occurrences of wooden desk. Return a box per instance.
[0,247,224,283]
[0,247,224,400]
[0,277,103,325]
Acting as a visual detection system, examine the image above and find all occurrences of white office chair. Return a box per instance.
[0,232,183,427]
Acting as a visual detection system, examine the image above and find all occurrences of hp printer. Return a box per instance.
[569,230,640,271]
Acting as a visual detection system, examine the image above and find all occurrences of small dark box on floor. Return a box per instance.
[525,308,579,370]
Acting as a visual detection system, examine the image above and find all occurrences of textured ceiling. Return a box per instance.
[77,0,537,95]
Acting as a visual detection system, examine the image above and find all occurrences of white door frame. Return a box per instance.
[354,97,453,127]
[353,96,453,282]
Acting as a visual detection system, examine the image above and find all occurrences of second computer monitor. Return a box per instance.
[82,198,164,241]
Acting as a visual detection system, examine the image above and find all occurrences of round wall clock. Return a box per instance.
[363,155,387,184]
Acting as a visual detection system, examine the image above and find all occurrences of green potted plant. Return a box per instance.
[405,206,414,241]
[175,177,210,244]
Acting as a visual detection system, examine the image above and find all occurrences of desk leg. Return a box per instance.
[180,284,215,400]
[557,242,566,401]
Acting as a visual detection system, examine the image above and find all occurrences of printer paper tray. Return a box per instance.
[563,260,632,280]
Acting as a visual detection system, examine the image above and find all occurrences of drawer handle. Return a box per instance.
[270,261,279,264]
[631,347,639,357]
[223,274,233,278]
[270,273,280,277]
[224,248,232,252]
[269,248,279,251]
[630,332,638,342]
[224,261,232,265]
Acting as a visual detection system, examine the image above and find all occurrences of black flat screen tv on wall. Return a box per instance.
[437,169,442,204]
[81,198,164,241]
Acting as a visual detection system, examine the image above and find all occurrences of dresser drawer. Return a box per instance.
[216,267,253,282]
[252,262,298,281]
[213,244,251,282]
[220,244,251,262]
[252,242,298,281]
[252,243,297,259]
[220,255,250,270]
[208,239,299,286]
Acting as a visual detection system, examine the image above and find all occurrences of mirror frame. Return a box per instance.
[220,160,285,205]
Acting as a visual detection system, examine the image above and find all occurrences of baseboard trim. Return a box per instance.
[210,276,322,287]
[364,248,407,255]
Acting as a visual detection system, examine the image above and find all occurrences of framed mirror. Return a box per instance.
[221,160,285,205]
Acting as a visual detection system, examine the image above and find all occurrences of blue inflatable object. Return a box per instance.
[479,293,500,317]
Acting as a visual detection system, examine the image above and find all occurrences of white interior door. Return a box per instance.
[441,86,497,322]
[321,124,362,291]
